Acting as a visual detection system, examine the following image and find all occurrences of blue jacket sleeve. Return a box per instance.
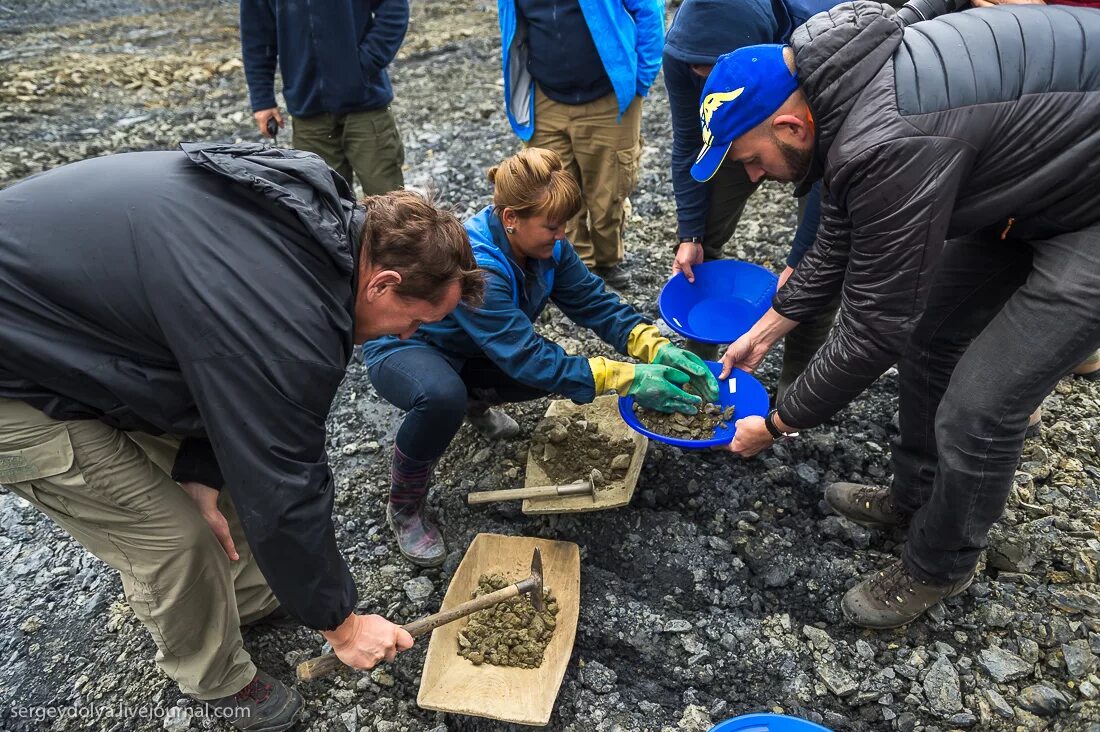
[450,271,597,403]
[240,0,279,113]
[664,55,710,240]
[625,0,665,97]
[360,0,410,76]
[549,241,645,352]
[786,180,822,268]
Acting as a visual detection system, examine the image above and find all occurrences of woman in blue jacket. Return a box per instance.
[362,148,718,566]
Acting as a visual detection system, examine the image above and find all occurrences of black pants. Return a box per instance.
[892,224,1100,583]
[367,347,548,462]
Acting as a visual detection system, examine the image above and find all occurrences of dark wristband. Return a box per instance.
[765,409,785,440]
[679,236,703,245]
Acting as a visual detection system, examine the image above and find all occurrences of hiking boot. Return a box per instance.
[466,402,521,439]
[592,263,632,290]
[387,501,446,567]
[1026,406,1042,439]
[841,559,975,629]
[198,671,302,731]
[1073,351,1100,381]
[825,482,909,528]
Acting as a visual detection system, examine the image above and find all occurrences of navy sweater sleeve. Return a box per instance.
[663,54,711,241]
[240,0,279,112]
[360,0,409,76]
[786,180,822,268]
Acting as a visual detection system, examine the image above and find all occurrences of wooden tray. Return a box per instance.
[417,533,581,726]
[522,395,648,515]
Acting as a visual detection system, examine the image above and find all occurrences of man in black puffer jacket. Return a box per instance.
[699,2,1100,627]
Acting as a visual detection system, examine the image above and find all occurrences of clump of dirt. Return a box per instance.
[457,573,560,668]
[634,401,734,440]
[530,414,634,489]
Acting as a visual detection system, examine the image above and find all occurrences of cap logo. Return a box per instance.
[699,87,744,146]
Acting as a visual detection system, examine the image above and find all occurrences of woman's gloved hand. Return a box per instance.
[589,358,701,414]
[629,363,703,413]
[652,344,719,402]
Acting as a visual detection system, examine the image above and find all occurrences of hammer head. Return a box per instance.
[526,547,545,613]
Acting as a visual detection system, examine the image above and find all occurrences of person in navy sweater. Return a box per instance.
[241,0,409,195]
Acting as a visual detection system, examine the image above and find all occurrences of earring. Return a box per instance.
[505,226,516,234]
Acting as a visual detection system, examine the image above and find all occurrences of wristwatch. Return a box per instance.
[765,408,799,440]
[679,236,703,245]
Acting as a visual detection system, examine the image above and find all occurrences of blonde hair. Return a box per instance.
[486,148,581,224]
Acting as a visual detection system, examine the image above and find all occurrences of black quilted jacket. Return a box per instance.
[775,2,1100,429]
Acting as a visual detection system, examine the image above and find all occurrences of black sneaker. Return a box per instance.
[592,264,631,290]
[198,671,302,731]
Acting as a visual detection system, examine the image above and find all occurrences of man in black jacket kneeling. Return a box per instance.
[0,144,482,729]
[700,2,1100,627]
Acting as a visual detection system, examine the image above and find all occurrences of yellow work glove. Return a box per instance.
[625,323,671,363]
[588,357,701,414]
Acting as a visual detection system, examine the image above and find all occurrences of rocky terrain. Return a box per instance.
[1,1,1098,731]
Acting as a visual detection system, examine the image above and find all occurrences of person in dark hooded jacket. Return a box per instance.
[0,144,481,729]
[695,2,1100,628]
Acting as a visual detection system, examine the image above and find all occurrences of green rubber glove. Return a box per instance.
[652,344,720,402]
[629,364,702,414]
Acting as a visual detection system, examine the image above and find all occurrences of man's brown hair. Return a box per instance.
[358,190,484,306]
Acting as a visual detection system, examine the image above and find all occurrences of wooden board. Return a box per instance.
[417,533,581,726]
[521,395,647,515]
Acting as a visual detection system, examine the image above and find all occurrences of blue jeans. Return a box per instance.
[367,346,548,462]
[892,223,1100,583]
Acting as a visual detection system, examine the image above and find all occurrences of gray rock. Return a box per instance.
[816,662,858,697]
[1016,684,1070,716]
[1063,641,1097,677]
[664,619,692,633]
[579,661,617,693]
[981,602,1013,628]
[162,707,191,732]
[11,546,51,577]
[946,711,976,727]
[802,625,833,651]
[977,645,1032,683]
[984,688,1014,719]
[676,704,712,731]
[403,576,434,603]
[922,655,962,715]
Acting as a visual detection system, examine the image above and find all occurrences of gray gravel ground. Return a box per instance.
[1,1,1099,731]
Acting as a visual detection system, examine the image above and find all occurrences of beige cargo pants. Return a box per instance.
[0,397,278,699]
[527,87,643,268]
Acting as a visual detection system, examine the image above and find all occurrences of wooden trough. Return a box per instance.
[417,533,581,726]
[521,395,648,515]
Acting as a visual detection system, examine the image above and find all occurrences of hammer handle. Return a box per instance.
[467,481,589,504]
[296,584,524,680]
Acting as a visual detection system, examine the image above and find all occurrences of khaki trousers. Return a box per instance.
[528,87,643,268]
[293,106,405,195]
[0,398,277,699]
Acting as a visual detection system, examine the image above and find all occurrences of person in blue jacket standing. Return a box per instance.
[241,0,409,195]
[362,148,719,566]
[664,0,837,400]
[497,0,664,290]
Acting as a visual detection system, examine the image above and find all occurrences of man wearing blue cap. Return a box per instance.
[706,3,1100,628]
[664,0,836,400]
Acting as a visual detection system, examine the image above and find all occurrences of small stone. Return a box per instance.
[984,688,1014,718]
[1016,684,1070,716]
[946,712,976,727]
[339,709,357,732]
[403,576,434,604]
[802,625,833,651]
[922,655,962,715]
[816,662,858,697]
[982,602,1013,628]
[340,442,359,456]
[370,668,395,687]
[578,661,617,693]
[1079,680,1098,699]
[977,645,1032,683]
[1062,641,1097,677]
[1051,587,1100,615]
[472,447,492,463]
[19,616,41,634]
[856,640,875,660]
[610,454,631,471]
[162,707,191,732]
[676,704,712,731]
[664,619,692,633]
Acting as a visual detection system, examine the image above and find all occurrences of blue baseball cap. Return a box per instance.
[691,44,800,183]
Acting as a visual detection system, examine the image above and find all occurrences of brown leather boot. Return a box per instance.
[825,482,910,528]
[841,560,974,629]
